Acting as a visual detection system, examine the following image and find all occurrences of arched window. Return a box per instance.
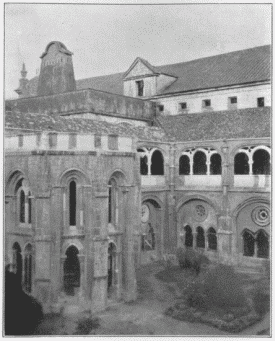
[196,226,205,248]
[69,180,76,226]
[252,149,270,175]
[243,230,255,257]
[28,192,32,224]
[210,154,222,175]
[184,225,193,247]
[64,245,80,296]
[256,230,269,258]
[24,244,32,293]
[208,227,217,250]
[193,151,207,175]
[234,152,249,174]
[137,149,148,175]
[108,178,118,225]
[151,150,164,175]
[20,190,25,223]
[179,155,190,175]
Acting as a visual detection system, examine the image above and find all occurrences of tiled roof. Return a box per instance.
[24,45,270,97]
[157,107,271,141]
[5,111,167,141]
[156,45,271,95]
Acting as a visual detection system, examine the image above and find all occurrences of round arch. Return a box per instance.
[176,194,221,214]
[142,195,163,209]
[6,170,31,196]
[230,143,271,159]
[107,169,127,186]
[232,197,270,219]
[61,240,84,257]
[59,168,90,187]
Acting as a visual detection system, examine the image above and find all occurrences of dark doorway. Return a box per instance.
[63,246,80,296]
[108,243,116,295]
[24,244,32,293]
[12,243,22,285]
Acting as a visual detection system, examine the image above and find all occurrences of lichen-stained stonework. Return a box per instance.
[5,41,271,314]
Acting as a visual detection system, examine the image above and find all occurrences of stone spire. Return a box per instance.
[15,63,29,98]
[37,41,76,96]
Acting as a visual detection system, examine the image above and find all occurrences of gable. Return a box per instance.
[125,60,154,79]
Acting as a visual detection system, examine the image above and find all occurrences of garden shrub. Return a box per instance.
[176,247,210,274]
[251,282,270,317]
[202,264,247,309]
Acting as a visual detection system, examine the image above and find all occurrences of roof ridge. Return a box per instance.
[154,44,271,70]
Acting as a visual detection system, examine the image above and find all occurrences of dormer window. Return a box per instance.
[136,80,144,97]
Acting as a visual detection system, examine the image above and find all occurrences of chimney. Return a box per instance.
[37,41,76,96]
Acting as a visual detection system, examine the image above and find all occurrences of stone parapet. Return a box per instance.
[5,132,133,153]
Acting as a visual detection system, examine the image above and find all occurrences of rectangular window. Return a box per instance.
[257,97,265,107]
[136,80,144,97]
[229,96,237,104]
[49,133,57,148]
[202,99,211,108]
[69,133,77,149]
[158,105,164,112]
[94,134,101,148]
[108,135,118,150]
[18,135,23,147]
[180,102,187,110]
[228,96,238,109]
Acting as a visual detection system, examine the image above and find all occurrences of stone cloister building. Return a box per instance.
[5,41,271,313]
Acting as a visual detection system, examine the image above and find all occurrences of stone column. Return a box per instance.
[168,143,177,254]
[90,185,109,313]
[121,185,138,302]
[34,194,52,312]
[217,141,234,265]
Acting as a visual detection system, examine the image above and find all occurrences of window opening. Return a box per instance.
[193,151,207,175]
[69,180,76,226]
[108,178,118,225]
[210,153,222,175]
[184,225,193,247]
[243,230,255,257]
[234,152,249,174]
[252,149,270,175]
[151,150,164,175]
[64,246,80,296]
[136,80,144,97]
[108,243,117,293]
[229,96,237,104]
[138,149,148,175]
[208,227,217,250]
[256,230,269,258]
[196,226,205,248]
[179,155,190,175]
[158,105,164,112]
[28,192,32,224]
[257,97,265,107]
[180,102,187,110]
[20,190,25,223]
[202,99,211,108]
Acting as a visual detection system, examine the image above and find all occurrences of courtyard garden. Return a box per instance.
[164,248,270,333]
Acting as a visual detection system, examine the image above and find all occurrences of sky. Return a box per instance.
[4,2,271,99]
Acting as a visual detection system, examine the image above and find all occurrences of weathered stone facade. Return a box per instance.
[5,41,271,314]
